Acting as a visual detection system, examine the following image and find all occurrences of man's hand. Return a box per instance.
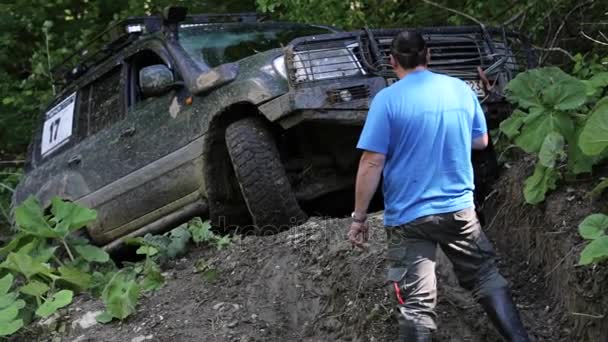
[348,221,369,249]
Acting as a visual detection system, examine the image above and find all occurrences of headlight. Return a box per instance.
[293,47,363,83]
[273,55,288,79]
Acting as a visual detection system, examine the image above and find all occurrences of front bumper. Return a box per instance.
[259,76,386,128]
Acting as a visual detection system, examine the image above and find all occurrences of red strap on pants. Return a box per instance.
[393,282,405,305]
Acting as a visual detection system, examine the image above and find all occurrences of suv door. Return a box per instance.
[81,46,203,244]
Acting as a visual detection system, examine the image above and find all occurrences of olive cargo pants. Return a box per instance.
[385,207,508,330]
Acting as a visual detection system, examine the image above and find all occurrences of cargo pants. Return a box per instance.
[385,207,508,330]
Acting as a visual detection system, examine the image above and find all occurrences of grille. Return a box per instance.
[287,27,534,86]
[327,85,370,104]
[362,34,494,80]
[289,39,364,84]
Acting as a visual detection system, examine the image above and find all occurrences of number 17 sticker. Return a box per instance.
[41,92,76,156]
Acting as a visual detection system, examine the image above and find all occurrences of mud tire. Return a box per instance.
[225,117,307,231]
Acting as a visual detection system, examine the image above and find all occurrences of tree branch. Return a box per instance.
[421,0,485,28]
[532,45,576,62]
[581,30,608,46]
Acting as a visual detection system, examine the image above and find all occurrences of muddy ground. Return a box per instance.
[14,157,608,342]
[20,222,560,341]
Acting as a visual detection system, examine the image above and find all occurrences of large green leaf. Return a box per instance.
[584,72,608,97]
[523,165,559,204]
[50,197,97,234]
[14,196,59,238]
[19,280,50,298]
[541,69,587,111]
[35,289,73,318]
[578,214,608,240]
[499,110,526,139]
[538,132,565,168]
[74,245,110,263]
[0,274,13,295]
[0,233,33,258]
[515,113,552,153]
[0,251,55,280]
[515,109,576,154]
[0,293,19,309]
[0,318,23,336]
[506,68,545,109]
[57,266,92,291]
[101,272,140,320]
[579,97,608,156]
[579,236,608,265]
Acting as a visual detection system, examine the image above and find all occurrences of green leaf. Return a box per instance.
[136,246,158,257]
[14,196,59,238]
[506,68,545,109]
[35,290,73,318]
[0,233,33,258]
[215,235,231,250]
[189,219,215,244]
[579,97,608,156]
[166,226,191,258]
[0,274,13,295]
[499,110,526,139]
[19,280,50,297]
[579,236,608,265]
[0,251,54,280]
[50,197,97,233]
[0,293,19,309]
[0,318,23,336]
[578,214,608,240]
[515,113,553,153]
[523,165,559,204]
[74,245,109,263]
[101,272,140,320]
[96,311,113,324]
[538,132,565,168]
[57,266,91,291]
[589,178,608,198]
[0,299,25,320]
[140,262,164,292]
[585,72,608,97]
[541,70,587,111]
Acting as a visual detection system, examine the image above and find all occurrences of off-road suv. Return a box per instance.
[13,7,535,249]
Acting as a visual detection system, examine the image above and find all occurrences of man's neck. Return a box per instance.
[396,65,427,79]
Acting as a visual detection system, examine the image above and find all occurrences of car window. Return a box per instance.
[180,23,331,67]
[77,66,123,138]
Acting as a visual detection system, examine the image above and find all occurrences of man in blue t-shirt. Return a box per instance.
[347,31,529,341]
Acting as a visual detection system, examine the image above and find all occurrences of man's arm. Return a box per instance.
[472,133,489,150]
[353,151,386,219]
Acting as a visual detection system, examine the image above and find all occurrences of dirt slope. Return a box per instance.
[20,209,567,342]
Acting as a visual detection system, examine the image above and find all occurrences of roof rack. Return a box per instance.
[51,10,261,88]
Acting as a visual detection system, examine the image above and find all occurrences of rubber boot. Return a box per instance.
[399,323,432,342]
[478,287,530,342]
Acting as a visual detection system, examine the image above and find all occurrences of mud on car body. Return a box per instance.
[13,7,535,249]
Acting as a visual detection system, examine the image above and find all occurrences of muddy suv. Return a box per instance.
[13,7,535,249]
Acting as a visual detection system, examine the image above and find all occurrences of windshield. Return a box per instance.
[179,23,332,67]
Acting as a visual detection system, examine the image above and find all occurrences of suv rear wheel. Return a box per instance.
[225,117,307,231]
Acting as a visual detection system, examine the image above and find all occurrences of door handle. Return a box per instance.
[121,126,136,138]
[67,155,82,167]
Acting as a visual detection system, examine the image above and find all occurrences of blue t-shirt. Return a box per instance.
[357,69,487,226]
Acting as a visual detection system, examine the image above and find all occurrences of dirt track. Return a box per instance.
[21,210,569,342]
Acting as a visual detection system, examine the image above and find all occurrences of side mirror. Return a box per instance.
[139,64,175,97]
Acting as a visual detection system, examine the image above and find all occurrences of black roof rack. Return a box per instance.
[52,11,261,88]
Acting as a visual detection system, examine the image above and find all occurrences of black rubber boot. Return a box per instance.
[478,287,530,342]
[399,323,432,342]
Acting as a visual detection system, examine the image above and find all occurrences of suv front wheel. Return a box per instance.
[225,117,307,232]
